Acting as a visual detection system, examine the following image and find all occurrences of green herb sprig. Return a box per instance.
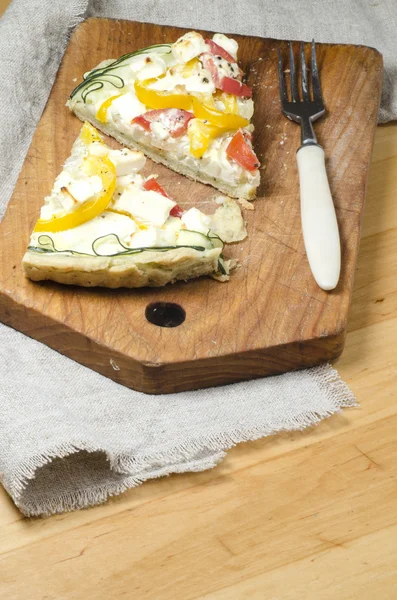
[27,230,224,258]
[69,44,172,103]
[28,235,91,256]
[91,233,207,257]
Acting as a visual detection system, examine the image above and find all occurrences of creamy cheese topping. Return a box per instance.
[134,54,168,80]
[129,225,179,249]
[150,121,169,140]
[31,211,137,255]
[211,55,240,79]
[148,68,215,95]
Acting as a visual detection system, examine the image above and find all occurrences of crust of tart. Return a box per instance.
[22,247,222,288]
[70,105,257,200]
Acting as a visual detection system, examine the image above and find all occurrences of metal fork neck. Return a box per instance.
[300,117,318,146]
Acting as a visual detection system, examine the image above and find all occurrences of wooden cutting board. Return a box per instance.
[0,18,383,394]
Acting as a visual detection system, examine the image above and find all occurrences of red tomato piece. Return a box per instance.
[226,130,259,172]
[201,53,251,97]
[205,39,236,63]
[142,177,172,199]
[170,205,184,218]
[220,76,252,98]
[132,109,194,138]
[142,178,184,218]
[130,114,151,132]
[200,53,223,88]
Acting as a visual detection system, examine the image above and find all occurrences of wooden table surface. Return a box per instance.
[0,122,395,598]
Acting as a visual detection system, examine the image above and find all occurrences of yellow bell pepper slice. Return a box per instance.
[134,79,193,110]
[80,121,102,144]
[192,97,248,129]
[188,119,229,158]
[96,94,123,123]
[33,156,116,233]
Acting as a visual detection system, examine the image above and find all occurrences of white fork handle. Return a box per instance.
[296,144,341,291]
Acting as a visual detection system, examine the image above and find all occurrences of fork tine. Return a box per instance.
[300,42,310,102]
[289,42,299,102]
[311,39,323,102]
[277,48,288,104]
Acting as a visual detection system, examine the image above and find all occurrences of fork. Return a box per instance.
[277,41,341,291]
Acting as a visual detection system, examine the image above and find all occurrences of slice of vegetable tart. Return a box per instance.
[23,123,247,288]
[67,32,260,200]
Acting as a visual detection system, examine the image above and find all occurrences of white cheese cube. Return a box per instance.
[115,188,176,227]
[110,92,146,123]
[181,207,212,234]
[108,148,146,176]
[212,34,238,60]
[88,142,109,157]
[67,175,103,202]
[172,32,207,64]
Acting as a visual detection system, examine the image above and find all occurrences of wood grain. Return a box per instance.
[0,19,383,393]
[0,114,396,597]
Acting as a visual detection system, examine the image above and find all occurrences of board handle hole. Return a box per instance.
[145,302,186,328]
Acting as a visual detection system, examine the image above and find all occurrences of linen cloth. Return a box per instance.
[2,0,393,516]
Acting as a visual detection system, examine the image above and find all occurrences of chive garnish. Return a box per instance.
[70,44,172,103]
[27,230,225,258]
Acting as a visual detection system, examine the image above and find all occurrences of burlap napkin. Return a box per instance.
[2,0,394,516]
